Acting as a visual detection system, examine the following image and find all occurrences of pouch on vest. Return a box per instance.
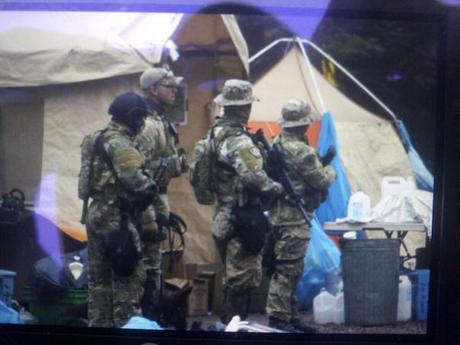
[232,205,269,254]
[189,129,217,205]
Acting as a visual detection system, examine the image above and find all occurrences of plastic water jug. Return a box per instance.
[381,176,413,199]
[347,191,371,219]
[397,275,412,321]
[333,291,345,324]
[313,288,335,324]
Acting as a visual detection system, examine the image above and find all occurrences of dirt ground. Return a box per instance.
[187,310,427,334]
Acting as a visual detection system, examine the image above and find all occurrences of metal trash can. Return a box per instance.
[341,239,400,325]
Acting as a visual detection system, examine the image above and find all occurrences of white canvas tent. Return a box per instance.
[0,11,248,264]
[249,45,427,253]
[251,45,412,204]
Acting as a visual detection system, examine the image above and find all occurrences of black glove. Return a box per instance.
[321,146,336,166]
[155,214,169,242]
[178,148,189,173]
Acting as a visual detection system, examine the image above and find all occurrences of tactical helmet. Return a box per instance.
[108,92,149,132]
[278,99,320,128]
[139,67,183,89]
[214,79,259,106]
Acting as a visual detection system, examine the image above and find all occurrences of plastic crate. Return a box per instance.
[21,286,87,324]
[407,269,430,321]
[0,269,16,307]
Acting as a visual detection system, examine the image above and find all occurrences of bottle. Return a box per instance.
[397,275,412,321]
[313,288,335,324]
[347,191,371,219]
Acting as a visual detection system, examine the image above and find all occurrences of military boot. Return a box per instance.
[291,318,316,333]
[220,287,247,324]
[141,279,161,322]
[268,316,300,333]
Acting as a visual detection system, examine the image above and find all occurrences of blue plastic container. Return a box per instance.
[0,300,22,324]
[0,269,16,307]
[407,269,430,321]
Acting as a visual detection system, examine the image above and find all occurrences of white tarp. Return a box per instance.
[0,11,183,87]
[251,46,427,257]
[251,47,413,205]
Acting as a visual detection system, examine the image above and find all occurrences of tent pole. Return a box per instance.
[249,37,398,121]
[295,37,327,114]
[299,38,398,121]
[248,38,292,64]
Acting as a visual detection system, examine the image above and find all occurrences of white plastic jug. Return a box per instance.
[397,275,412,321]
[313,288,335,324]
[381,176,412,199]
[347,191,371,219]
[333,291,345,324]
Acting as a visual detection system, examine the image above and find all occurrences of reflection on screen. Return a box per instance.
[0,3,440,338]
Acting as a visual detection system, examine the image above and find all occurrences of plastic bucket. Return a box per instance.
[341,239,400,325]
[0,269,16,307]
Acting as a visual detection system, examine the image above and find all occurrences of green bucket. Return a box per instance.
[21,286,87,325]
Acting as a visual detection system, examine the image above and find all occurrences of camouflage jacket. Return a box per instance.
[270,132,336,226]
[213,118,281,207]
[135,99,182,191]
[90,120,157,208]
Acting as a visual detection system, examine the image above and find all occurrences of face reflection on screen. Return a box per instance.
[0,3,439,337]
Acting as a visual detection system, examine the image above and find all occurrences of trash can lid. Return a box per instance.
[0,269,16,277]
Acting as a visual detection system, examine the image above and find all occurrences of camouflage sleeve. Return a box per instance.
[135,118,162,172]
[164,139,182,179]
[104,135,156,195]
[289,143,336,191]
[220,133,282,195]
[153,194,169,218]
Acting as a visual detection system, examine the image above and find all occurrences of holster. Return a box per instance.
[105,212,141,276]
[231,205,269,254]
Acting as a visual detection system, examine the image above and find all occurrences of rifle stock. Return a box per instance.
[255,129,311,226]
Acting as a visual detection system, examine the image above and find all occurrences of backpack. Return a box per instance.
[78,129,107,223]
[189,128,217,205]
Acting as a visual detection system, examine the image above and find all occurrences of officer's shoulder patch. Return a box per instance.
[239,146,262,169]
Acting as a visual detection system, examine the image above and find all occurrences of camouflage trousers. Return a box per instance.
[213,205,262,290]
[266,223,310,322]
[86,200,145,328]
[139,204,163,283]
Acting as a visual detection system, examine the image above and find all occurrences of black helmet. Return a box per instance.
[108,92,149,132]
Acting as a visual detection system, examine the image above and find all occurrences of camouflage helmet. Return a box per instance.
[139,67,183,89]
[214,79,259,106]
[278,99,320,128]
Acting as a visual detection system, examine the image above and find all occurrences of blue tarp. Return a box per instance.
[314,111,351,224]
[122,316,163,330]
[297,112,351,309]
[394,119,434,192]
[0,300,22,324]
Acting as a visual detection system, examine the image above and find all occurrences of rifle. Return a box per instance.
[152,158,171,242]
[255,128,311,226]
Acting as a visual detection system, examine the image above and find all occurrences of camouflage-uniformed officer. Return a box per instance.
[85,92,157,327]
[266,99,336,332]
[135,67,188,321]
[211,79,283,324]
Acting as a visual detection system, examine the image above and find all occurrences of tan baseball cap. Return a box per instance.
[139,67,183,89]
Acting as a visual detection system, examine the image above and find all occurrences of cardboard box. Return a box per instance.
[187,278,209,316]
